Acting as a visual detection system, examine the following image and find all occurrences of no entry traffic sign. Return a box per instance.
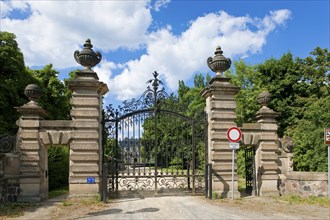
[227,127,242,143]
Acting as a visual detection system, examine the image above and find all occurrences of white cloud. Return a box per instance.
[1,0,152,68]
[107,10,292,100]
[0,0,30,18]
[1,1,292,102]
[154,0,171,12]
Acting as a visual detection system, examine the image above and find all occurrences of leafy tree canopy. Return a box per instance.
[0,31,35,134]
[229,47,329,171]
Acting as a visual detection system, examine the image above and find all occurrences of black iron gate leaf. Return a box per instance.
[103,72,207,196]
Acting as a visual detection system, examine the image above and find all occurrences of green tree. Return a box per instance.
[27,64,71,120]
[230,47,330,172]
[0,31,35,134]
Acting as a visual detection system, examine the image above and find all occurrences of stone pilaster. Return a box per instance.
[201,76,240,198]
[68,70,108,197]
[256,105,280,196]
[16,102,47,202]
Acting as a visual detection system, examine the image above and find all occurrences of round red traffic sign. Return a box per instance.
[227,127,242,143]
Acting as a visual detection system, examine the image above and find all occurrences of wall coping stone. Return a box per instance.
[40,120,72,128]
[286,171,328,181]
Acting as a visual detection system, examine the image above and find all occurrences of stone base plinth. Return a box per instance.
[258,179,279,196]
[69,183,100,197]
[213,190,241,199]
[212,179,240,198]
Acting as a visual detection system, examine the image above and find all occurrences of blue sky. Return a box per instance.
[1,0,329,108]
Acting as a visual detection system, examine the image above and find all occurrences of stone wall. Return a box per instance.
[0,177,20,202]
[279,172,328,197]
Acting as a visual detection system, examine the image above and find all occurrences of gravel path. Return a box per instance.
[78,193,327,220]
[14,192,329,220]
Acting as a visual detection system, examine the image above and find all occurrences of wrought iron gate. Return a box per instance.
[245,147,256,195]
[103,72,207,195]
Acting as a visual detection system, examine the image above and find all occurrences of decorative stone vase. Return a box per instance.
[74,39,102,71]
[257,91,271,107]
[207,46,231,76]
[24,84,42,102]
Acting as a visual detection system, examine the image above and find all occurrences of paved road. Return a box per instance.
[79,193,301,220]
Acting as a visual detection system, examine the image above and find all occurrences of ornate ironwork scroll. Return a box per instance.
[0,134,16,153]
[104,72,206,195]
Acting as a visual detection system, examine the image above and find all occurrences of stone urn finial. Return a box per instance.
[74,38,102,71]
[24,84,42,105]
[207,46,231,76]
[257,90,271,107]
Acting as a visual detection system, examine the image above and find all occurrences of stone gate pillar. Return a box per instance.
[201,46,240,198]
[16,84,48,202]
[256,91,280,196]
[68,39,108,197]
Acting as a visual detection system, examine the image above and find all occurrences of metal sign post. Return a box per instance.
[227,127,242,200]
[325,128,330,199]
[328,145,330,199]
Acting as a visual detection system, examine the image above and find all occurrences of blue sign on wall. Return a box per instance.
[87,177,95,184]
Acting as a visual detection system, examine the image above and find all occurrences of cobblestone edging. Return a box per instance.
[0,178,20,202]
[279,172,328,197]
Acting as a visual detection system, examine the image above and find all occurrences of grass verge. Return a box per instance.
[277,195,330,207]
[0,202,38,218]
[49,186,69,199]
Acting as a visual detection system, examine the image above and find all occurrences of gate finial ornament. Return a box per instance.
[24,84,42,105]
[207,46,231,76]
[74,39,102,71]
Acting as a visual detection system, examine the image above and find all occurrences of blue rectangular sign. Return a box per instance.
[87,177,95,184]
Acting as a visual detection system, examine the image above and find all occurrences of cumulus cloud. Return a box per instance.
[1,1,292,102]
[1,0,152,68]
[106,9,292,100]
[154,0,171,12]
[0,0,30,17]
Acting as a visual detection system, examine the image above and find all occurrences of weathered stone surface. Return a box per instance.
[39,131,72,145]
[20,131,38,139]
[260,162,278,170]
[279,172,328,197]
[71,131,99,140]
[209,112,236,120]
[20,161,39,167]
[71,109,99,118]
[261,152,278,161]
[260,133,278,141]
[211,121,237,130]
[211,151,237,161]
[20,154,40,162]
[70,154,99,161]
[20,166,41,173]
[20,142,40,150]
[71,97,99,106]
[209,131,228,141]
[241,133,261,146]
[70,142,99,150]
[71,164,99,173]
[210,101,236,110]
[40,120,72,128]
[260,123,278,131]
[72,121,99,129]
[18,120,40,128]
[212,163,237,172]
[286,171,328,181]
[259,143,278,151]
[69,183,100,195]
